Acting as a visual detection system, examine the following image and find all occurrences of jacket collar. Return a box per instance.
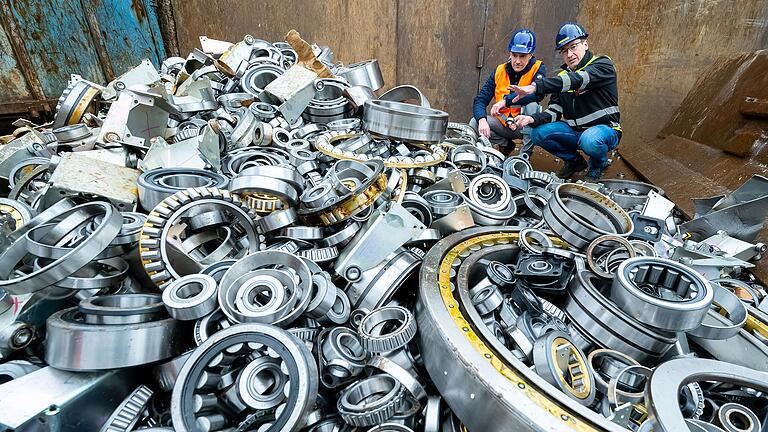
[562,50,594,71]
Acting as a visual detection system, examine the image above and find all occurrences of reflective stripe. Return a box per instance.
[577,71,590,91]
[575,55,601,72]
[548,104,563,113]
[565,106,620,126]
[561,73,572,92]
[544,109,558,122]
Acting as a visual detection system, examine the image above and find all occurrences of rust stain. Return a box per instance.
[0,67,30,101]
[131,0,148,22]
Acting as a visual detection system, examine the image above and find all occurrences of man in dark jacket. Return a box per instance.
[470,29,547,155]
[508,23,621,181]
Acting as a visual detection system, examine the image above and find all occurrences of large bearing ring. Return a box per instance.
[611,257,714,331]
[138,168,229,211]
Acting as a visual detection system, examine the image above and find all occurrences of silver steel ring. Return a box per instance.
[358,306,417,354]
[162,274,218,321]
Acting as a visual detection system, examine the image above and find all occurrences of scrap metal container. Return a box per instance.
[0,0,166,125]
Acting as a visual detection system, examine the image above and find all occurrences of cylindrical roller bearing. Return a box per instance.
[532,331,596,406]
[611,257,714,331]
[565,270,676,362]
[171,323,318,432]
[543,183,633,251]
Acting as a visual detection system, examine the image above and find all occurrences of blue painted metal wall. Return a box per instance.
[0,0,165,117]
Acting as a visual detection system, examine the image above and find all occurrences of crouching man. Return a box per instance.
[470,29,546,156]
[509,23,621,181]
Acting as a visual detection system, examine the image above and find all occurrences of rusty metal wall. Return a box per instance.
[167,0,768,149]
[169,0,580,122]
[577,0,768,149]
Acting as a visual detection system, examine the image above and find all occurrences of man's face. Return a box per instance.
[559,39,588,69]
[508,52,533,72]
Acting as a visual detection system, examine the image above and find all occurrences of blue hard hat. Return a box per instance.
[555,22,588,50]
[508,29,536,54]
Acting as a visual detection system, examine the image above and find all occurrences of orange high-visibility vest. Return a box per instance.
[494,60,542,125]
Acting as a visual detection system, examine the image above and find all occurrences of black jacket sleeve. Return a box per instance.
[534,57,615,96]
[505,63,548,107]
[530,92,564,126]
[472,72,496,121]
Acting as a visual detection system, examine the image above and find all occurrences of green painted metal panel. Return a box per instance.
[0,0,166,116]
[83,0,166,73]
[5,0,106,97]
[0,24,31,102]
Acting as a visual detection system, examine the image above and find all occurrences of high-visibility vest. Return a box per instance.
[493,60,542,125]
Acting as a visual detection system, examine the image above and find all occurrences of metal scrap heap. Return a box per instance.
[0,32,767,432]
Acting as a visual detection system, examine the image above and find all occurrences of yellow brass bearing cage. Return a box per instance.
[313,132,449,168]
[550,336,592,400]
[436,231,599,432]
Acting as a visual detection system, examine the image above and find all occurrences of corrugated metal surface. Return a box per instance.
[0,0,165,118]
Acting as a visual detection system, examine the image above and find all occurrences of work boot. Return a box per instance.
[557,155,588,179]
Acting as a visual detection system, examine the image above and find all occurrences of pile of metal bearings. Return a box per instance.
[0,32,767,432]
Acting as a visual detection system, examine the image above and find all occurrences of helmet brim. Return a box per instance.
[555,35,588,50]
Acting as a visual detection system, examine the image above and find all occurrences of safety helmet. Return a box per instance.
[507,29,536,54]
[555,22,588,50]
